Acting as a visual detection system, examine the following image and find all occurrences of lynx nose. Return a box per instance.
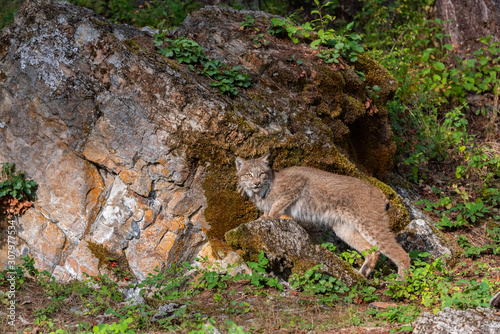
[253,181,261,187]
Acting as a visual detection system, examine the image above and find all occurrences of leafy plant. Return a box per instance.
[269,1,364,64]
[157,36,207,64]
[457,228,500,258]
[0,255,39,289]
[240,14,255,29]
[137,262,193,300]
[0,162,38,200]
[289,264,348,297]
[385,252,451,308]
[367,304,421,324]
[269,17,312,43]
[154,35,251,96]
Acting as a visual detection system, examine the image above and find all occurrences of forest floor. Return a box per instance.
[1,230,499,333]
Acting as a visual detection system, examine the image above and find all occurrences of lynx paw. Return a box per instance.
[258,215,274,221]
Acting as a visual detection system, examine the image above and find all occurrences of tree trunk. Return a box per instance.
[436,0,500,52]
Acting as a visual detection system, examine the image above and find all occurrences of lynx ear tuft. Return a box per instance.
[235,157,245,172]
[259,151,271,164]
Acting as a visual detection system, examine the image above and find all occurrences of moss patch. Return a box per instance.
[203,164,260,242]
[86,241,133,278]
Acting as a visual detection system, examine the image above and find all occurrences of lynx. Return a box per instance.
[235,153,410,279]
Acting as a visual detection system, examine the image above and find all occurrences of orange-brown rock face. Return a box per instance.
[0,0,403,281]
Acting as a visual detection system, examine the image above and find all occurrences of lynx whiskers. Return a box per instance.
[235,152,410,279]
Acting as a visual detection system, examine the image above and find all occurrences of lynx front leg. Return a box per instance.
[258,198,293,220]
[259,177,305,220]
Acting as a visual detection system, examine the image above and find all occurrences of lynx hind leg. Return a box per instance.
[375,237,411,279]
[332,225,380,278]
[357,224,411,280]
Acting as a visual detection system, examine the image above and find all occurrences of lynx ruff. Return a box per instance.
[235,153,410,279]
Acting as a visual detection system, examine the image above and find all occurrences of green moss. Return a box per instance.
[203,164,260,242]
[90,18,110,26]
[343,95,366,124]
[123,39,148,55]
[354,53,397,102]
[86,241,132,277]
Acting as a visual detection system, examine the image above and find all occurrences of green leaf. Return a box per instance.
[158,48,173,58]
[433,62,445,70]
[310,39,321,49]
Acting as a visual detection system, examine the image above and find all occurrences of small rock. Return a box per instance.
[140,26,159,37]
[152,303,186,322]
[18,315,30,325]
[70,305,89,316]
[396,219,454,260]
[490,290,500,309]
[123,287,145,306]
[413,307,500,334]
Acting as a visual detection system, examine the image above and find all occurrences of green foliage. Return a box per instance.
[269,1,363,64]
[202,62,252,96]
[154,34,251,96]
[194,251,283,292]
[356,0,500,220]
[0,162,38,200]
[269,17,312,43]
[385,251,499,311]
[157,36,207,64]
[240,14,255,29]
[137,262,194,300]
[457,228,500,258]
[225,320,251,334]
[440,279,493,309]
[240,251,283,291]
[93,318,135,334]
[0,255,38,289]
[51,318,135,334]
[289,264,348,297]
[367,304,421,324]
[386,252,451,308]
[415,143,500,229]
[196,266,233,291]
[0,0,24,29]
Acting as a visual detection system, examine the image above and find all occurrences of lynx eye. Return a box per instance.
[245,173,252,178]
[259,172,266,177]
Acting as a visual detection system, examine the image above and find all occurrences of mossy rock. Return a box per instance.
[225,219,364,286]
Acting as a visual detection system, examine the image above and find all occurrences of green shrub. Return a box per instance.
[154,33,251,96]
[0,162,37,201]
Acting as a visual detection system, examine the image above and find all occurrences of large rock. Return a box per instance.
[414,307,500,334]
[225,219,364,285]
[0,0,406,281]
[391,176,458,263]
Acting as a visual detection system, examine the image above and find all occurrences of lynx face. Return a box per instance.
[235,153,273,198]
